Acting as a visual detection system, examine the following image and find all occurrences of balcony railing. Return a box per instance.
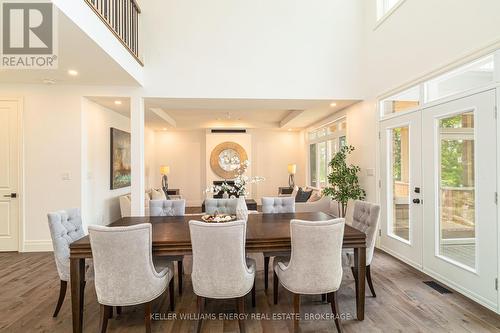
[84,0,142,65]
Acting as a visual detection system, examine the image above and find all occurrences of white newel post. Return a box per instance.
[131,96,145,216]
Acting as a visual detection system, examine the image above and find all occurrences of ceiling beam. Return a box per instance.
[279,109,304,128]
[149,107,177,128]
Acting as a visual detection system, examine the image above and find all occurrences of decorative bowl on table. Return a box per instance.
[201,214,237,223]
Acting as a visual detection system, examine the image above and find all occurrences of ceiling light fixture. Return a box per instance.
[114,100,122,105]
[42,78,56,85]
[330,102,337,107]
[162,128,167,131]
[68,69,78,76]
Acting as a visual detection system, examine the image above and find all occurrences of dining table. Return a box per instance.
[69,211,366,333]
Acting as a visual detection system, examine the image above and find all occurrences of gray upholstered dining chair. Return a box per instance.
[261,196,295,291]
[88,223,174,333]
[47,208,87,317]
[150,199,186,295]
[204,198,239,215]
[261,196,295,214]
[343,200,380,297]
[149,199,186,217]
[189,220,256,333]
[273,218,345,332]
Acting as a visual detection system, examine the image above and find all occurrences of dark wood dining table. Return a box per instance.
[69,211,366,333]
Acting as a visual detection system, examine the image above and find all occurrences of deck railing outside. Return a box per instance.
[84,0,142,65]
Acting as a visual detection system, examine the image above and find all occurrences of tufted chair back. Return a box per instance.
[204,198,238,215]
[47,208,85,281]
[261,197,295,214]
[189,220,255,298]
[351,200,380,265]
[275,218,344,294]
[88,223,172,306]
[150,199,186,217]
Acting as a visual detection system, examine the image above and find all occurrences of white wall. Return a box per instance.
[250,129,306,202]
[140,0,364,99]
[82,99,130,228]
[153,130,206,207]
[363,0,500,97]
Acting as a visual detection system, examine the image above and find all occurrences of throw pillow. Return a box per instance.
[307,190,323,202]
[295,187,312,202]
[151,188,167,200]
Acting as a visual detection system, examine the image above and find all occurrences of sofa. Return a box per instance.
[119,189,183,217]
[281,186,337,215]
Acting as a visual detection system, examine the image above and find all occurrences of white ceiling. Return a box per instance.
[0,12,139,86]
[87,97,359,131]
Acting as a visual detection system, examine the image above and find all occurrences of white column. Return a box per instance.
[131,96,145,216]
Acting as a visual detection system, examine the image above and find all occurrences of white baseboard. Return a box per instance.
[22,240,53,252]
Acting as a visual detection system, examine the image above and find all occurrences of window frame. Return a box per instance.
[375,0,407,27]
[307,118,347,188]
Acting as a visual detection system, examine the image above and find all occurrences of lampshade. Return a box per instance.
[160,165,170,175]
[287,164,297,175]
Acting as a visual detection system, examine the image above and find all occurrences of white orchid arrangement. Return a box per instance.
[205,160,265,197]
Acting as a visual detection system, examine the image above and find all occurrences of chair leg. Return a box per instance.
[98,304,111,333]
[321,293,327,303]
[366,265,376,297]
[329,291,343,333]
[251,280,256,307]
[236,296,246,333]
[52,280,67,317]
[264,256,270,290]
[169,278,175,311]
[351,266,359,296]
[177,260,183,296]
[116,306,122,315]
[196,296,205,333]
[273,270,279,305]
[144,301,152,333]
[293,293,300,332]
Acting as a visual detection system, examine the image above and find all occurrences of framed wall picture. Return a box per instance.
[110,128,131,189]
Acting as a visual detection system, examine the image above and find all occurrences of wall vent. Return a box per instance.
[211,129,247,133]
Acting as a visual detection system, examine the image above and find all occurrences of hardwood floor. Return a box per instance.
[1,250,500,332]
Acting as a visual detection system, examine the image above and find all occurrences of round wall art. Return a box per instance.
[210,142,248,179]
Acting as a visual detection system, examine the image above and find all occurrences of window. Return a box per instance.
[424,55,495,103]
[380,85,420,116]
[379,52,498,119]
[377,0,403,21]
[308,117,346,188]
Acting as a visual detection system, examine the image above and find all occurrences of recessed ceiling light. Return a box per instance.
[68,69,78,76]
[288,128,292,131]
[162,128,167,131]
[114,100,122,105]
[330,102,337,107]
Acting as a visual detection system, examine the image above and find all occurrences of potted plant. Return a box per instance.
[323,145,366,217]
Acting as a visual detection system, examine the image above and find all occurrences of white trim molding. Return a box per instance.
[22,240,53,252]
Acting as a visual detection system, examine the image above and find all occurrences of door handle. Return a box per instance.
[412,198,421,204]
[3,193,17,198]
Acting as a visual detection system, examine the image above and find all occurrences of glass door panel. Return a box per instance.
[390,126,410,241]
[438,112,476,269]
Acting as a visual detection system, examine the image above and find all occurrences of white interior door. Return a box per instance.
[422,90,498,310]
[0,100,20,252]
[380,111,423,268]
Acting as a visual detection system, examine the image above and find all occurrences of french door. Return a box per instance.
[0,99,20,251]
[380,89,498,311]
[380,111,423,268]
[422,90,498,309]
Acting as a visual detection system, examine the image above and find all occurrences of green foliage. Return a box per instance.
[322,145,366,216]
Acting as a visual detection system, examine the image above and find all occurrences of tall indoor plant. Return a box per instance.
[323,145,366,217]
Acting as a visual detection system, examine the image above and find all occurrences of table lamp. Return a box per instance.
[287,164,296,188]
[160,165,170,197]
